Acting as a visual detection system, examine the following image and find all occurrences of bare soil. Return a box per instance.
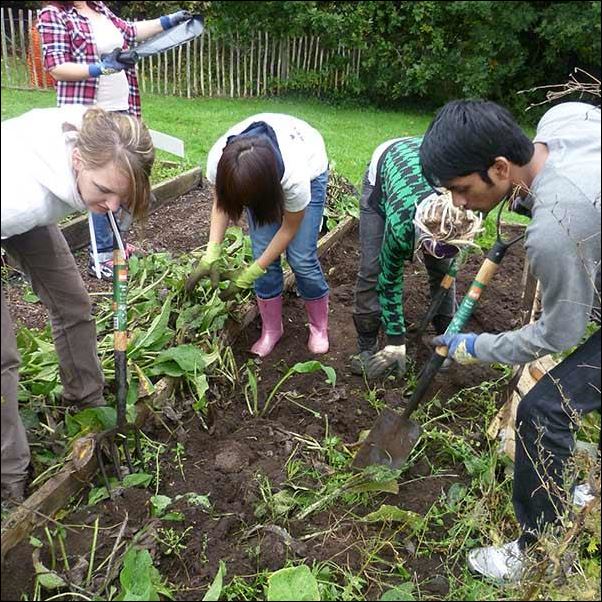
[1,192,527,600]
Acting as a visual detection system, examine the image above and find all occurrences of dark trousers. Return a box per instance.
[1,226,105,487]
[514,328,601,547]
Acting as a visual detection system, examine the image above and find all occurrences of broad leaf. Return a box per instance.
[267,565,320,601]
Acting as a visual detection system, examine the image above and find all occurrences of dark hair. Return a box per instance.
[44,2,76,9]
[215,137,284,226]
[420,100,534,188]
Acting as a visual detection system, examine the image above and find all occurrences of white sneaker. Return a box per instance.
[573,483,597,508]
[467,539,525,582]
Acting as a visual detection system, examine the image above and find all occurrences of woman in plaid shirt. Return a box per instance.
[37,1,190,279]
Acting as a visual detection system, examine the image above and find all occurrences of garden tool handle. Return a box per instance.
[116,49,139,65]
[108,213,128,430]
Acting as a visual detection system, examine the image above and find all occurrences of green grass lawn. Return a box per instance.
[1,87,433,188]
[1,86,528,226]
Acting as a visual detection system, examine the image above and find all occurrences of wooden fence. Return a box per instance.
[1,7,363,97]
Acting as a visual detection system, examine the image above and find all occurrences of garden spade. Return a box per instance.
[96,213,143,495]
[353,202,524,470]
[115,16,204,65]
[409,246,469,338]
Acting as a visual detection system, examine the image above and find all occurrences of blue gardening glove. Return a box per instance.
[219,261,266,301]
[432,332,479,365]
[160,10,193,30]
[89,48,128,77]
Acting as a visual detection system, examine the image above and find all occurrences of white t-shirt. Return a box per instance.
[367,137,408,185]
[206,113,329,212]
[1,106,88,239]
[89,14,129,112]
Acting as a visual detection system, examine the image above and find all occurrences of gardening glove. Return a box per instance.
[363,341,407,380]
[185,242,222,293]
[90,48,128,77]
[219,261,266,301]
[432,332,479,365]
[160,10,193,30]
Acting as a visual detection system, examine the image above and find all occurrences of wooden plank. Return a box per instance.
[0,377,176,562]
[61,168,202,251]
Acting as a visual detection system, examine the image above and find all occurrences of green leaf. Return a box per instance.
[33,557,67,590]
[130,296,172,353]
[202,560,226,601]
[267,565,320,601]
[289,361,336,387]
[153,344,208,374]
[380,583,415,601]
[150,494,173,517]
[118,548,159,601]
[23,290,40,303]
[182,493,212,510]
[66,407,117,436]
[122,472,153,488]
[361,505,423,530]
[348,479,399,495]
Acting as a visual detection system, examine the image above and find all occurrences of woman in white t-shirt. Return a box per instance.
[187,113,330,357]
[38,1,190,280]
[1,106,154,502]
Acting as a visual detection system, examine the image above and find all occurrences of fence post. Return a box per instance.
[2,7,11,86]
[200,31,205,96]
[221,35,226,96]
[8,8,17,80]
[186,41,191,98]
[263,31,268,95]
[207,29,212,96]
[236,30,241,97]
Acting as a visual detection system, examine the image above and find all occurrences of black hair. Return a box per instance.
[419,100,534,187]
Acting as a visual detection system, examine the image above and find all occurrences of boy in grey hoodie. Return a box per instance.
[420,100,600,582]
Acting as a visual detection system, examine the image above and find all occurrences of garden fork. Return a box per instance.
[96,212,143,495]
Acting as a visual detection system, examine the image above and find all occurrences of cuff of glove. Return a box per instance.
[204,241,222,263]
[234,261,266,288]
[160,15,172,30]
[88,64,103,78]
[386,334,406,346]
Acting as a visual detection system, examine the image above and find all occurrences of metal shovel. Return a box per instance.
[352,202,524,470]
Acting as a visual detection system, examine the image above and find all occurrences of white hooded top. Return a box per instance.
[1,105,88,239]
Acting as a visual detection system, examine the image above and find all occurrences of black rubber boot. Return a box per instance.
[350,314,381,375]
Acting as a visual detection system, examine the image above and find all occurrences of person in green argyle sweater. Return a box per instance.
[351,136,459,379]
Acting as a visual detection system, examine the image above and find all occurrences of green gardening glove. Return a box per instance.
[185,241,222,293]
[219,261,266,301]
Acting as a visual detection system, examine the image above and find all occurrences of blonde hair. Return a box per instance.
[74,108,155,219]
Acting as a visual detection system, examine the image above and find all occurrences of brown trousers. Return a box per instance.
[1,225,104,486]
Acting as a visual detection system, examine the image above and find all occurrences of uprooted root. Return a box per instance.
[414,190,483,249]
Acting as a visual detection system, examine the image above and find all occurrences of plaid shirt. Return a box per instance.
[37,2,141,117]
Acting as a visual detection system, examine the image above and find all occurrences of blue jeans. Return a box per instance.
[248,170,329,300]
[89,212,114,255]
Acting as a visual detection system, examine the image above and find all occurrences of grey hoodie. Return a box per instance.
[475,102,601,364]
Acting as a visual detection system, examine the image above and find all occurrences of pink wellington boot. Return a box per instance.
[250,295,284,357]
[304,294,329,354]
